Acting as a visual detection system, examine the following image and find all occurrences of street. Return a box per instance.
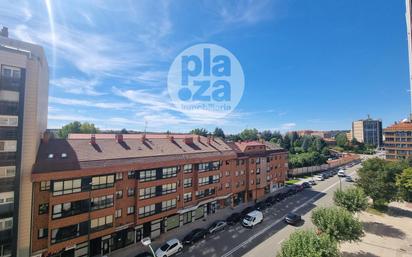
[165,164,360,257]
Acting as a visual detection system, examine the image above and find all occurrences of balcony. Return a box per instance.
[0,178,14,192]
[0,229,12,243]
[0,152,16,166]
[0,203,13,219]
[0,101,18,116]
[0,128,17,140]
[0,76,23,92]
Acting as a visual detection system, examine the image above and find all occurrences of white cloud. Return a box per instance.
[281,122,296,130]
[51,77,103,95]
[50,96,133,109]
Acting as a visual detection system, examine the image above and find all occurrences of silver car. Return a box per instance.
[208,220,227,234]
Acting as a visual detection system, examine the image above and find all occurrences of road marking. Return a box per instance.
[220,171,356,257]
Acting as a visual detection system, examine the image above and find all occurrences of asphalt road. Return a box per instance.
[174,163,360,257]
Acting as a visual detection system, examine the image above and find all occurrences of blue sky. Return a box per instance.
[0,0,410,133]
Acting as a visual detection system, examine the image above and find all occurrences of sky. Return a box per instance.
[0,0,410,134]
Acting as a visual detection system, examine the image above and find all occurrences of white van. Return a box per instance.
[338,169,346,177]
[242,210,263,227]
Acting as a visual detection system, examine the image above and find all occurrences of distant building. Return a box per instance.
[384,121,412,160]
[0,27,49,257]
[346,131,353,141]
[351,117,383,147]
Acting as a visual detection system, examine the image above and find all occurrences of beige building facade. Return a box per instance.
[0,27,49,257]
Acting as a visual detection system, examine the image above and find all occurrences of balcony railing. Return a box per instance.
[0,152,16,166]
[0,128,18,140]
[0,229,12,243]
[0,203,13,219]
[0,178,14,193]
[0,101,19,116]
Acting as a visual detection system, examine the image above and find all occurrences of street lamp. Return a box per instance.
[141,237,156,257]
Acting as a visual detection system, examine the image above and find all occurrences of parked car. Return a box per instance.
[182,228,208,245]
[241,206,256,217]
[208,220,227,234]
[275,193,286,201]
[265,196,275,205]
[254,201,268,211]
[242,210,264,228]
[301,182,311,188]
[135,252,153,257]
[345,176,354,182]
[308,180,316,185]
[226,212,242,225]
[314,175,324,181]
[338,169,346,177]
[284,212,302,225]
[155,239,183,257]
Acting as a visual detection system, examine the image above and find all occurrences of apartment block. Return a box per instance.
[384,121,412,160]
[352,117,383,147]
[29,134,288,257]
[0,27,49,257]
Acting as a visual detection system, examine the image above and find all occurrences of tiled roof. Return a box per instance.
[33,134,235,173]
[384,122,412,131]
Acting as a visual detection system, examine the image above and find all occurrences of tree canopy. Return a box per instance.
[277,229,339,257]
[335,133,348,148]
[396,167,412,202]
[239,128,259,141]
[190,128,209,137]
[333,187,368,213]
[311,206,363,242]
[58,121,99,139]
[213,127,225,138]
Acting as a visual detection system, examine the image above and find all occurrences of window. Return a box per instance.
[91,175,114,190]
[0,166,15,178]
[162,183,177,195]
[116,190,123,199]
[225,183,230,188]
[127,188,135,197]
[161,199,176,211]
[240,170,245,175]
[115,209,122,219]
[0,218,13,231]
[196,188,215,199]
[139,169,156,182]
[51,221,88,244]
[138,205,155,218]
[183,164,192,173]
[0,192,14,204]
[235,171,239,176]
[1,66,21,80]
[139,187,156,200]
[0,141,16,152]
[256,158,261,164]
[116,172,123,180]
[91,195,113,211]
[183,192,192,202]
[162,167,177,179]
[128,171,135,179]
[198,177,209,186]
[183,178,192,188]
[52,179,82,196]
[90,215,113,232]
[225,171,230,176]
[256,168,260,174]
[183,211,192,224]
[38,228,48,239]
[198,161,220,172]
[52,200,89,219]
[39,203,49,215]
[0,116,18,126]
[40,181,50,191]
[256,178,261,185]
[127,206,135,215]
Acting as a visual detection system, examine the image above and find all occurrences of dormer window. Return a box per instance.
[61,153,67,158]
[47,154,54,159]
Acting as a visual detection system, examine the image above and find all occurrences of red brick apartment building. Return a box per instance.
[29,133,288,257]
[384,121,412,160]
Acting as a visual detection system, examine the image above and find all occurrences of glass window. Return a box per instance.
[38,228,48,239]
[39,203,49,215]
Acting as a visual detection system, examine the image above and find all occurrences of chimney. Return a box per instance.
[90,134,96,145]
[184,136,193,145]
[42,131,50,144]
[115,134,123,143]
[196,135,201,143]
[207,135,211,145]
[141,133,146,143]
[1,27,8,38]
[167,134,174,142]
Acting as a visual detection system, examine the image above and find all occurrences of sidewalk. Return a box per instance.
[109,201,255,257]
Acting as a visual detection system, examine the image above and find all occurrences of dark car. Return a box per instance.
[308,180,316,185]
[182,228,208,245]
[276,193,286,201]
[296,184,304,192]
[241,206,256,217]
[135,252,153,257]
[285,212,302,225]
[226,212,242,225]
[301,182,311,188]
[254,201,267,211]
[208,220,227,234]
[265,196,275,206]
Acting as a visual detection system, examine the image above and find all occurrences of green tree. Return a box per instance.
[301,136,311,152]
[58,121,99,138]
[335,133,348,148]
[213,127,225,138]
[333,187,368,213]
[261,130,273,141]
[239,128,259,141]
[277,230,339,257]
[396,167,412,202]
[357,158,406,207]
[281,135,291,150]
[190,128,209,137]
[312,207,363,242]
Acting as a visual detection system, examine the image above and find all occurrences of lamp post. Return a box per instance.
[141,237,156,257]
